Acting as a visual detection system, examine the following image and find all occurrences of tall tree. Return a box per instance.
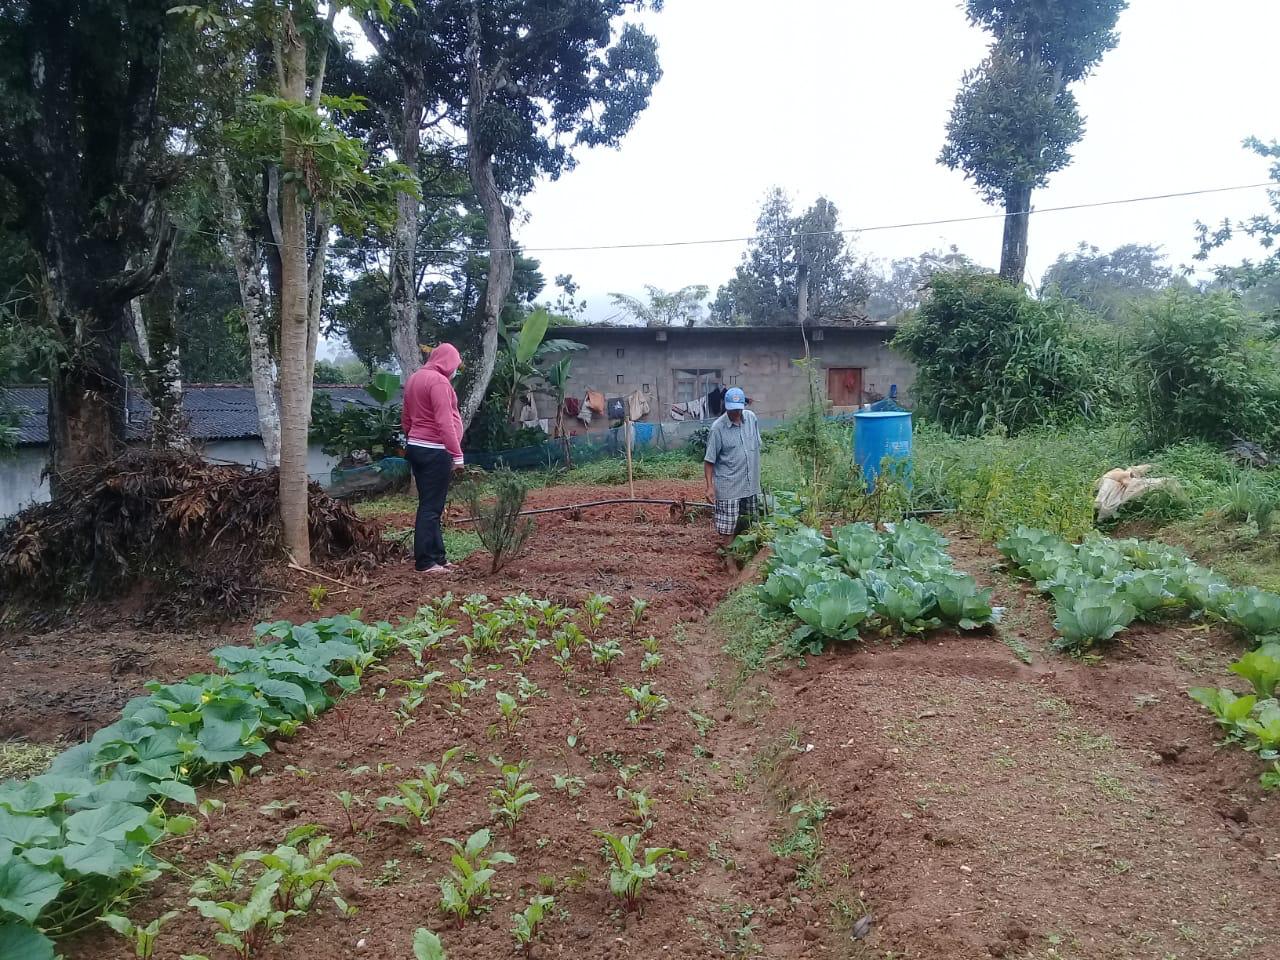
[940,0,1127,283]
[711,190,871,325]
[0,1,182,483]
[608,285,709,327]
[1197,137,1280,299]
[355,9,451,375]
[358,0,661,426]
[187,0,410,564]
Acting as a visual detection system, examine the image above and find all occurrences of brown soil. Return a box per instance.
[9,491,1278,959]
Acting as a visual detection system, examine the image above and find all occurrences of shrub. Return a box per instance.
[1126,291,1280,449]
[893,271,1112,435]
[463,469,535,573]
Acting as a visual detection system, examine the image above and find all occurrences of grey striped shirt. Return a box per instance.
[704,410,762,501]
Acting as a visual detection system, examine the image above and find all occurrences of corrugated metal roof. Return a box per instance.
[1,384,384,447]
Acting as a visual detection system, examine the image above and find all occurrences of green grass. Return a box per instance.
[0,741,58,779]
[380,525,483,563]
[532,449,702,487]
[714,584,793,678]
[355,493,417,519]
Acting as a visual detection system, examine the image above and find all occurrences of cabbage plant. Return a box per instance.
[789,578,871,649]
[1223,587,1280,637]
[932,572,999,630]
[830,523,883,575]
[1188,686,1257,736]
[864,571,941,635]
[1228,645,1280,699]
[1114,570,1177,618]
[1052,582,1137,651]
[769,527,830,570]
[757,562,840,612]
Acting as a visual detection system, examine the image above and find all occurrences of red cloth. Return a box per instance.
[564,396,581,417]
[402,343,464,463]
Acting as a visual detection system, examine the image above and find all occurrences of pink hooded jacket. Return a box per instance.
[402,343,464,464]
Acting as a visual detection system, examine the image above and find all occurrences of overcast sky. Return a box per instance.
[512,0,1279,321]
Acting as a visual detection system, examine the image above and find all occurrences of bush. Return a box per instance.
[463,468,535,573]
[892,271,1113,435]
[1127,290,1280,449]
[911,423,1132,539]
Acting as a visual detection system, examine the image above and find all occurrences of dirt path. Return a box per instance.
[23,495,1280,959]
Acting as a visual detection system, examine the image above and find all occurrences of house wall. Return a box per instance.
[200,439,338,486]
[0,442,340,518]
[532,328,914,429]
[0,447,51,519]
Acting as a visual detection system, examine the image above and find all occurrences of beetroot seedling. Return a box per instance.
[594,830,686,912]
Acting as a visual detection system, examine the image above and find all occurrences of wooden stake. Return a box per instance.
[624,414,635,499]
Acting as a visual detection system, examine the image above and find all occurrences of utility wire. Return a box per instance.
[177,179,1274,258]
[414,180,1276,255]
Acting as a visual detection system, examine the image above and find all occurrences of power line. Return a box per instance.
[183,179,1275,258]
[416,180,1276,255]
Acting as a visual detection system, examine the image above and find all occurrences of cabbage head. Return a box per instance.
[932,571,998,630]
[789,577,871,649]
[1052,582,1137,651]
[769,527,830,570]
[830,523,884,575]
[865,570,941,635]
[758,562,840,612]
[1223,587,1280,637]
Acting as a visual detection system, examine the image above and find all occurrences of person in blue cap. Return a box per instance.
[703,386,761,562]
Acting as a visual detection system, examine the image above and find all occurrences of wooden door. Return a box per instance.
[827,367,863,407]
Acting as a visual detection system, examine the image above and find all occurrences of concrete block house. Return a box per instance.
[532,323,913,432]
[0,385,381,517]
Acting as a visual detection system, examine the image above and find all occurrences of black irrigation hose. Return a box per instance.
[452,498,713,524]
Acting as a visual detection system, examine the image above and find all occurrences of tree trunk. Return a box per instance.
[214,156,281,464]
[459,8,516,427]
[389,78,425,377]
[128,273,187,448]
[796,263,810,328]
[999,182,1033,284]
[46,291,128,483]
[276,14,314,565]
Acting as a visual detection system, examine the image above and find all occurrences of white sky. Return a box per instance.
[514,0,1280,320]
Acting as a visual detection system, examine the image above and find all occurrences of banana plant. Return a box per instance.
[493,308,586,419]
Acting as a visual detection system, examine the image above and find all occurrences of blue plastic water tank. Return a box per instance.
[853,410,913,486]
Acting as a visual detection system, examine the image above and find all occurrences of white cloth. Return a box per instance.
[1094,465,1175,520]
[669,396,709,421]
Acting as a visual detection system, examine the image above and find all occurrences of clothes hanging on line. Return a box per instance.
[670,395,709,421]
[707,386,727,417]
[585,390,606,415]
[517,392,538,424]
[626,390,651,422]
[563,396,581,418]
[606,396,626,421]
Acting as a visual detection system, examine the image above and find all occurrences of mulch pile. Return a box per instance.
[0,449,394,616]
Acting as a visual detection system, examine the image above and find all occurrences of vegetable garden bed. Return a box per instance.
[0,480,1276,960]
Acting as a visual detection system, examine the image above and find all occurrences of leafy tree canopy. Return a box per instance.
[1041,242,1182,321]
[608,285,709,327]
[711,189,871,326]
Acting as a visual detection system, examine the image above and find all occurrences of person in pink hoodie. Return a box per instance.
[402,343,465,574]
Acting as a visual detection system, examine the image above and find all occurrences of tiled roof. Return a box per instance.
[1,384,386,447]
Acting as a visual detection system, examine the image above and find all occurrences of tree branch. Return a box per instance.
[309,3,339,109]
[108,216,178,303]
[266,165,285,251]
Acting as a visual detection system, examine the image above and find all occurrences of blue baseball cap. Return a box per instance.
[725,387,747,410]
